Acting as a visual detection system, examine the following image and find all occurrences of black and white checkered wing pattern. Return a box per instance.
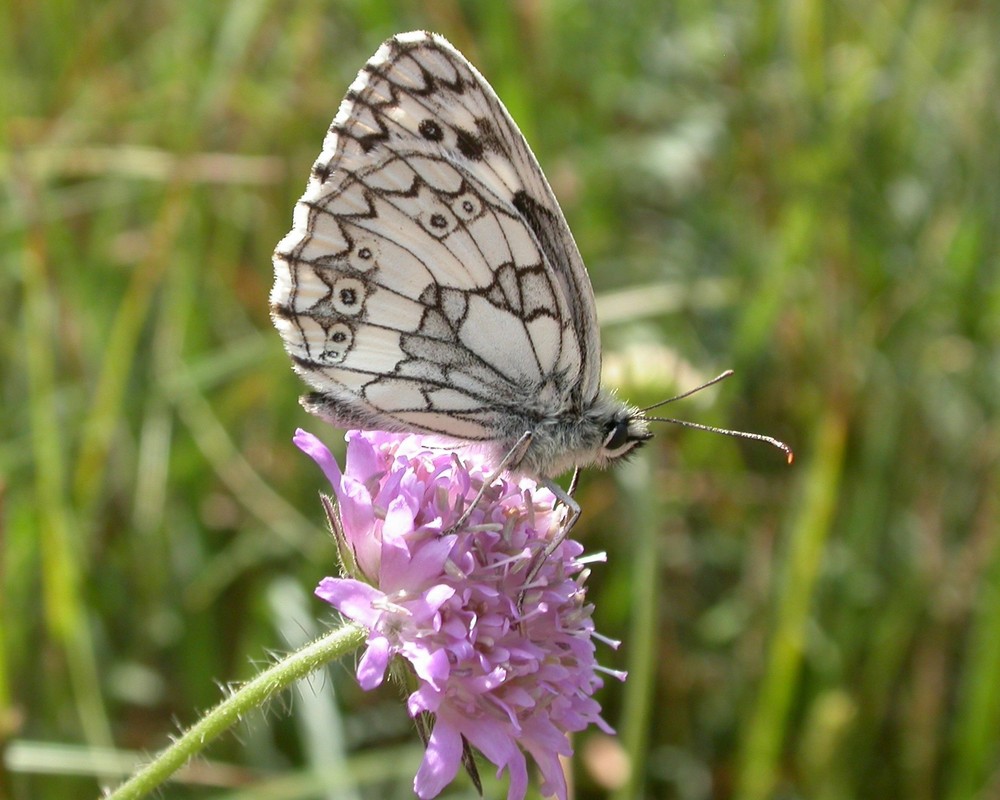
[271,31,602,443]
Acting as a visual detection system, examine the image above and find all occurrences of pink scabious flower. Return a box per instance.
[294,428,621,800]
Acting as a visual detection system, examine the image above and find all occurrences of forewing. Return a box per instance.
[271,31,602,439]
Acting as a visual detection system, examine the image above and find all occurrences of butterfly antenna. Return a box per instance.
[640,370,736,412]
[642,370,794,463]
[647,416,794,463]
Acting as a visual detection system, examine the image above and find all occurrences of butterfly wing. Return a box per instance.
[271,31,603,445]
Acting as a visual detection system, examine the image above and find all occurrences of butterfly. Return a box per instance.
[271,31,790,499]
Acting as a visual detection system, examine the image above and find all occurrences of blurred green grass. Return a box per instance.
[3,1,999,798]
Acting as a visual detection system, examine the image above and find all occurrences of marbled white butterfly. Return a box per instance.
[271,31,789,495]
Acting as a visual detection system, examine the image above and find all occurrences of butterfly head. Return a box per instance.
[516,393,652,478]
[598,406,653,465]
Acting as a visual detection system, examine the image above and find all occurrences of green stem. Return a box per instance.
[612,454,659,800]
[735,410,847,800]
[106,622,367,800]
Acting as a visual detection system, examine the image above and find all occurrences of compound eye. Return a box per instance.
[603,419,632,453]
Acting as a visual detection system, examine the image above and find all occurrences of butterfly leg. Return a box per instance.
[566,466,581,499]
[445,431,534,534]
[542,475,582,545]
[518,472,583,610]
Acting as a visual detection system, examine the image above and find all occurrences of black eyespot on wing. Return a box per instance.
[419,119,444,141]
[455,128,484,160]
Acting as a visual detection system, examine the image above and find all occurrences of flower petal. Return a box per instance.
[293,429,342,488]
[357,635,391,690]
[413,716,463,799]
[315,577,383,626]
[345,430,381,483]
[336,478,379,578]
[407,644,451,689]
[463,722,529,800]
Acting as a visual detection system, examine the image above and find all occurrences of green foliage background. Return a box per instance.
[3,1,999,798]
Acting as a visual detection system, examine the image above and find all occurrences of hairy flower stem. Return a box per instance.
[105,622,366,800]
